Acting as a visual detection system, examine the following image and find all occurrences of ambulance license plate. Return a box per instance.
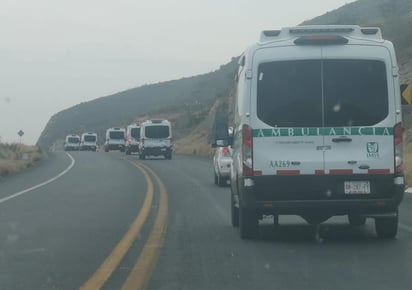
[344,181,370,194]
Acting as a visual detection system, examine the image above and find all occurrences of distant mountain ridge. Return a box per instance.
[38,0,412,151]
[37,60,237,149]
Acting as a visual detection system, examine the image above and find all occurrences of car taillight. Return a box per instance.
[242,124,253,176]
[394,123,403,175]
[128,137,132,143]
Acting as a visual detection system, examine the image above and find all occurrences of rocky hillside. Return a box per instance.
[302,0,412,83]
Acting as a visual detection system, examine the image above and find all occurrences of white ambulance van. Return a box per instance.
[139,119,172,160]
[125,124,141,155]
[104,127,126,152]
[64,134,80,151]
[80,132,98,151]
[215,25,405,239]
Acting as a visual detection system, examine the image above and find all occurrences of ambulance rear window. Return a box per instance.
[109,131,124,139]
[84,135,96,142]
[257,59,388,128]
[323,60,388,127]
[257,60,323,127]
[145,125,170,138]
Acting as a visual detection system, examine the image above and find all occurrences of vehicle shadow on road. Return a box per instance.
[256,222,390,244]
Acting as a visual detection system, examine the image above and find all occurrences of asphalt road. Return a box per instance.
[1,151,412,290]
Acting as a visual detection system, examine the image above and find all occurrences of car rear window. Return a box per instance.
[131,128,140,139]
[68,137,79,143]
[84,135,96,142]
[109,131,124,139]
[145,125,170,138]
[257,59,388,128]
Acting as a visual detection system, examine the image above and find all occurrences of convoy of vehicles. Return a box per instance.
[214,25,405,240]
[104,127,126,152]
[62,25,407,241]
[139,119,173,160]
[80,132,98,151]
[64,120,173,159]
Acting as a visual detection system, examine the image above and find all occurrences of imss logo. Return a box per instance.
[367,142,379,158]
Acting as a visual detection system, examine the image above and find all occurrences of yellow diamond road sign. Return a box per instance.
[402,84,411,105]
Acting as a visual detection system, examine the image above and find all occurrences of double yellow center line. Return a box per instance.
[80,161,168,290]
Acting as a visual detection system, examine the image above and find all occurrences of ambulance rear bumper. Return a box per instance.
[238,174,404,216]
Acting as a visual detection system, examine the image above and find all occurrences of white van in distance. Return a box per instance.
[104,127,126,152]
[64,134,80,151]
[125,124,141,155]
[139,119,172,159]
[80,132,98,151]
[215,25,405,239]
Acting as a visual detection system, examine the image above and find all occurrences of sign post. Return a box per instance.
[401,84,411,105]
[17,130,24,144]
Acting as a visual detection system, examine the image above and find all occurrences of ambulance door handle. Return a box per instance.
[358,164,370,170]
[332,136,352,143]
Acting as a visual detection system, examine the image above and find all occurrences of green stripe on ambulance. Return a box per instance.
[253,127,394,138]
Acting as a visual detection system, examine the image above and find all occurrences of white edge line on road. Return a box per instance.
[0,152,75,205]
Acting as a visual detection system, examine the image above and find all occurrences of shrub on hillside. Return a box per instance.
[0,143,42,176]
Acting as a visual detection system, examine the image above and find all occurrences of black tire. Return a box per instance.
[348,215,366,226]
[239,206,258,239]
[273,215,279,227]
[217,174,226,187]
[375,213,398,239]
[231,194,239,227]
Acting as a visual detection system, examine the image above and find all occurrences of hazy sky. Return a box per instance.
[0,0,355,144]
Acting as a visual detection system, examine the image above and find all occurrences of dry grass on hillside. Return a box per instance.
[404,143,412,186]
[174,130,214,157]
[0,143,42,176]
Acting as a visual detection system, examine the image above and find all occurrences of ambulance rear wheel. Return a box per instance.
[375,211,398,239]
[239,207,258,239]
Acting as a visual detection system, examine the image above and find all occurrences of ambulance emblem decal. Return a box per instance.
[366,142,379,158]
